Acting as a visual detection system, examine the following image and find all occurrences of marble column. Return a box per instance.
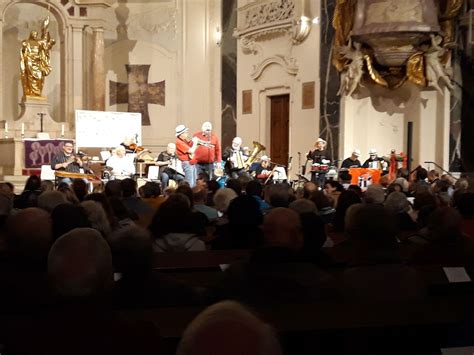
[91,27,105,111]
[0,18,3,121]
[71,24,84,114]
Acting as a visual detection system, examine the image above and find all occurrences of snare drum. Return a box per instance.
[311,164,329,172]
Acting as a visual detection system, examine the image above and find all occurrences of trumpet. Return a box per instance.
[195,138,215,148]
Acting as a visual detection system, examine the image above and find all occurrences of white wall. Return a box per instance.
[340,83,451,171]
[236,0,320,179]
[104,0,221,148]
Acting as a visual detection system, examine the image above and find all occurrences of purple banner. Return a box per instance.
[24,139,74,169]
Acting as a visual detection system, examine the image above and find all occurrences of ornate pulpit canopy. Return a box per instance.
[333,0,462,94]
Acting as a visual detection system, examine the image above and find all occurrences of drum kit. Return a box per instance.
[290,158,342,189]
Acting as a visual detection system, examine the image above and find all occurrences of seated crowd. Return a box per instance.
[0,167,473,354]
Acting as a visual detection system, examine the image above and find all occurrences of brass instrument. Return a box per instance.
[196,138,215,148]
[243,141,266,170]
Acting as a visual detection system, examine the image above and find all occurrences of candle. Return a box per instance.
[61,124,65,136]
[4,122,8,133]
[21,123,25,135]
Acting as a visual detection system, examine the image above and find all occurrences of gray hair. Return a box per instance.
[384,191,410,214]
[289,198,317,215]
[80,200,112,237]
[48,228,113,298]
[213,188,237,213]
[177,300,282,355]
[38,191,68,213]
[364,185,385,205]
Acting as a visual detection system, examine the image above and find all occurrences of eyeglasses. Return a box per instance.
[64,145,73,148]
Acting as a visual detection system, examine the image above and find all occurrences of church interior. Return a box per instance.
[1,0,474,354]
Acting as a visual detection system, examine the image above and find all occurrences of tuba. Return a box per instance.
[244,141,266,170]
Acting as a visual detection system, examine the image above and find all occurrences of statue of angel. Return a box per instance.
[423,34,454,95]
[337,38,364,97]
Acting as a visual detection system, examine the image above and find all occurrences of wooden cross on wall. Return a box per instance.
[109,64,165,126]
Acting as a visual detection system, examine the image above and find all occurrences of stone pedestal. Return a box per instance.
[0,96,71,139]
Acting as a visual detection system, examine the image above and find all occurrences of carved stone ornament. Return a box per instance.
[234,0,296,39]
[332,0,462,94]
[250,54,299,80]
[235,0,311,80]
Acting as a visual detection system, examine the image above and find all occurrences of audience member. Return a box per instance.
[265,183,294,208]
[121,178,154,227]
[51,203,91,240]
[363,184,384,205]
[71,178,88,202]
[81,200,112,237]
[341,204,426,302]
[6,207,52,270]
[310,190,335,224]
[214,208,334,304]
[225,178,242,196]
[13,175,41,209]
[4,227,162,355]
[410,207,474,265]
[193,186,218,222]
[57,182,80,204]
[246,180,271,213]
[149,194,206,252]
[139,181,166,211]
[212,195,263,250]
[384,191,417,231]
[177,300,282,355]
[109,225,200,308]
[289,198,317,215]
[458,192,474,238]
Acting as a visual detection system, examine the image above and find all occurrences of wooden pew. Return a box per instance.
[151,249,252,271]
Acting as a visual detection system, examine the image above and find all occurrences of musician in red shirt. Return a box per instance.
[175,124,198,187]
[193,121,221,179]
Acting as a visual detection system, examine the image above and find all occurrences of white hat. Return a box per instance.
[352,149,361,157]
[316,138,327,145]
[369,148,377,154]
[175,124,189,136]
[260,155,270,161]
[201,121,212,131]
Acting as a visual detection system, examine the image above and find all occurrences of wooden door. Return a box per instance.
[270,94,290,166]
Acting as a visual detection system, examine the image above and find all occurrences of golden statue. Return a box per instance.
[20,16,56,98]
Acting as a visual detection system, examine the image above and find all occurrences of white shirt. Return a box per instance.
[106,155,136,176]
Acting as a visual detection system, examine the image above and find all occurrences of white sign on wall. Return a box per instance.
[75,110,142,148]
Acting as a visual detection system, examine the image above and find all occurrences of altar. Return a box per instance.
[0,137,72,177]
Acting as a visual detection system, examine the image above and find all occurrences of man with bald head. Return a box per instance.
[193,121,222,179]
[48,228,113,299]
[6,207,52,269]
[262,207,303,251]
[6,227,160,354]
[156,142,184,188]
[177,300,282,355]
[214,208,333,303]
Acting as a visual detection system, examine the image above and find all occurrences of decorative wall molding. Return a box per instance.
[234,0,312,47]
[250,54,298,80]
[127,6,178,37]
[234,0,295,38]
[235,0,310,80]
